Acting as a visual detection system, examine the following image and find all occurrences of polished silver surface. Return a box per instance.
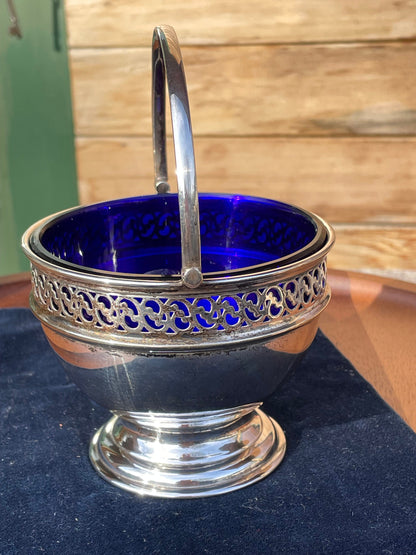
[22,24,335,498]
[29,260,329,350]
[89,405,286,498]
[41,317,320,413]
[152,25,202,289]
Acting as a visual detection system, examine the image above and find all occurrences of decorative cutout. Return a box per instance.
[31,261,327,336]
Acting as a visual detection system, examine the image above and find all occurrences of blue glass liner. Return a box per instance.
[31,194,326,278]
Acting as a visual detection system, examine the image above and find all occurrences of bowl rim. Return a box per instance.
[24,193,332,286]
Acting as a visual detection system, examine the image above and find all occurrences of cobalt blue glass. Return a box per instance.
[30,193,327,279]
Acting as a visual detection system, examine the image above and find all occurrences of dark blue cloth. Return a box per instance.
[1,308,415,554]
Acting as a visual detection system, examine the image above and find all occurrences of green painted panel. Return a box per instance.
[0,0,78,275]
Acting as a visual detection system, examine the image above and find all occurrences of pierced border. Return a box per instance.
[31,260,327,337]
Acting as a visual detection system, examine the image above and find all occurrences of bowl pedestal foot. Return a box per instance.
[89,403,286,498]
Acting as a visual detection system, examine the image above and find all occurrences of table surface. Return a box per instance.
[1,269,415,431]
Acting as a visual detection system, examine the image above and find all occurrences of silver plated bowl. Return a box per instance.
[22,26,334,498]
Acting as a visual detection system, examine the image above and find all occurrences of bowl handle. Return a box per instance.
[152,25,203,288]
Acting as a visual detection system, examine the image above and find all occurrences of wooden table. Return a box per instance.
[1,270,415,431]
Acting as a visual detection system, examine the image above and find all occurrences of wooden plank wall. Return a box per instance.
[65,1,416,277]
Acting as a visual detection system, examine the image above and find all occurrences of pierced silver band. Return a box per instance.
[30,259,329,350]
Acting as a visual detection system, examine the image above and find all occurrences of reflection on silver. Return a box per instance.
[152,25,202,288]
[90,405,286,498]
[29,260,328,348]
[22,25,335,498]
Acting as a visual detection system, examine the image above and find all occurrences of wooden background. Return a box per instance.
[65,0,416,277]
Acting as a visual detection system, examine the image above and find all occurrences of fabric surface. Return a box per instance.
[1,308,415,554]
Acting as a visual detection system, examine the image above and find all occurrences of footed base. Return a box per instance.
[89,404,286,498]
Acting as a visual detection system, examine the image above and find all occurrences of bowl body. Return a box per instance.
[37,279,323,414]
[22,194,334,497]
